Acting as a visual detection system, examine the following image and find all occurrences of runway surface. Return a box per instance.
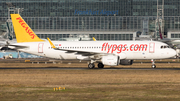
[1,67,180,70]
[1,63,180,101]
[0,58,180,70]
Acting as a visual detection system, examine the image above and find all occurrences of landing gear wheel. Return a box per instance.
[151,59,156,68]
[152,64,156,68]
[88,63,95,69]
[98,63,104,69]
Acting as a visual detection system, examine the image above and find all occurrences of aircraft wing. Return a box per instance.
[47,38,111,57]
[53,48,109,56]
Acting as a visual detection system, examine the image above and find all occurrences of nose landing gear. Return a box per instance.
[151,59,156,68]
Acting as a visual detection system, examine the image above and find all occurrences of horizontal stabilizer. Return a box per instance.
[8,45,28,49]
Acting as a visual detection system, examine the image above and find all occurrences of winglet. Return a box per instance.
[92,37,96,41]
[47,37,56,48]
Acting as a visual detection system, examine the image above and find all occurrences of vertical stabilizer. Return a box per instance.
[11,14,44,43]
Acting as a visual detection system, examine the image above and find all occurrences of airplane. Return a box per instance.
[58,35,94,41]
[157,23,180,57]
[8,14,176,69]
[0,20,17,51]
[159,31,180,49]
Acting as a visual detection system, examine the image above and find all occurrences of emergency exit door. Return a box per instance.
[38,43,44,53]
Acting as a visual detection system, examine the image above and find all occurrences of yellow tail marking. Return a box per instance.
[11,14,44,43]
[47,37,56,48]
[92,37,96,41]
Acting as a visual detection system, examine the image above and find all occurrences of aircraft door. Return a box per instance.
[149,42,155,53]
[38,43,44,53]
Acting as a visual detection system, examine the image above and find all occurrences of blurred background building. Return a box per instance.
[0,0,180,41]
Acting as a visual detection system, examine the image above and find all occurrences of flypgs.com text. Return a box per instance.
[16,17,36,39]
[101,43,148,54]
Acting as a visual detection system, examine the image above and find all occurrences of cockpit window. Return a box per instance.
[160,45,170,49]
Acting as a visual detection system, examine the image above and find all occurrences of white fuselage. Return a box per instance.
[11,41,176,60]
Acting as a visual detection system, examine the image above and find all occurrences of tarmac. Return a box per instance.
[0,58,180,69]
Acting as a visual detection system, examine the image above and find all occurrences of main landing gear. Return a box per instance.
[151,59,156,68]
[97,63,104,68]
[88,62,104,69]
[88,63,95,69]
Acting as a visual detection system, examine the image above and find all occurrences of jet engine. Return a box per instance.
[101,55,120,66]
[120,60,133,65]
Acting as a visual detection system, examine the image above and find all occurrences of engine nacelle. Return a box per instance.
[101,55,120,66]
[120,60,133,65]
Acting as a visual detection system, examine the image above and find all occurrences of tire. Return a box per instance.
[88,63,95,69]
[98,63,104,68]
[152,64,156,68]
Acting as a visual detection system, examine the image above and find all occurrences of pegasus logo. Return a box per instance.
[16,17,36,39]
